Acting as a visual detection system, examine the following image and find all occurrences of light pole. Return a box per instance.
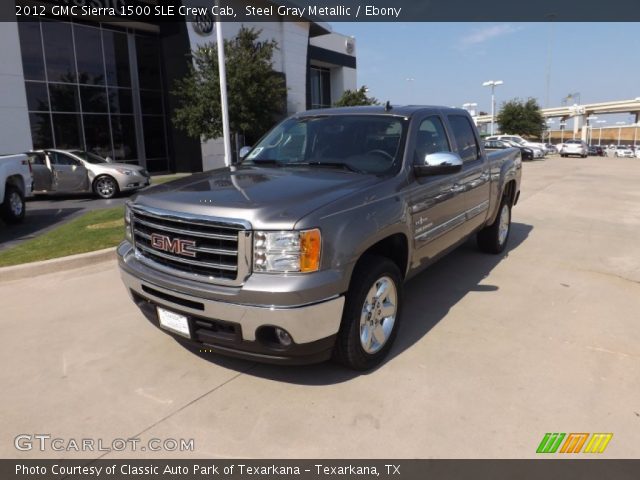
[545,119,555,143]
[596,120,606,145]
[462,102,478,117]
[482,80,503,135]
[586,116,598,146]
[560,121,566,143]
[616,121,626,145]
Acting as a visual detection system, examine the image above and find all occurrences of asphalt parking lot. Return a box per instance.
[1,156,639,459]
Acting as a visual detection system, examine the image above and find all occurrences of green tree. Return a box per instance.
[496,98,546,139]
[172,27,287,145]
[334,86,378,107]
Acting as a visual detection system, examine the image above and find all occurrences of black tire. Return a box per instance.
[1,185,25,224]
[93,175,119,199]
[477,195,512,254]
[333,255,403,371]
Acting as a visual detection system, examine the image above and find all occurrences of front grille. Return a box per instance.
[131,206,249,283]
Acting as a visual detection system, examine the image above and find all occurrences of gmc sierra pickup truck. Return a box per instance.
[118,106,521,370]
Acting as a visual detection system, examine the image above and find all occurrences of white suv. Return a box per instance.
[559,140,588,158]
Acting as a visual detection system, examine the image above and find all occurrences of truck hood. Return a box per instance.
[133,165,384,230]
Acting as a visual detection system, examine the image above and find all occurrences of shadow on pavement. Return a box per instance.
[0,207,84,250]
[177,222,534,385]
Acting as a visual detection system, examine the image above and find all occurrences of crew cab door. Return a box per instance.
[28,152,52,192]
[446,114,491,234]
[408,114,468,263]
[47,151,89,192]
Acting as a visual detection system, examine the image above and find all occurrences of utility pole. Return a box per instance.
[216,2,232,167]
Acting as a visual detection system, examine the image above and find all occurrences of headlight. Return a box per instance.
[115,168,134,175]
[124,204,133,242]
[253,229,321,273]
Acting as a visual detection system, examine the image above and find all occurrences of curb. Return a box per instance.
[0,247,117,283]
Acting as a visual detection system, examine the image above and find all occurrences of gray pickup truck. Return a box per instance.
[118,106,521,370]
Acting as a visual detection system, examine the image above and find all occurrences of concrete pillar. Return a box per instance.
[573,114,584,138]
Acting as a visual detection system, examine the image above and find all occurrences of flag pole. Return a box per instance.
[215,1,232,167]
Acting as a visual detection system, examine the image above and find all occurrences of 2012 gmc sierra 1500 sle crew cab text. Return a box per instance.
[118,106,522,370]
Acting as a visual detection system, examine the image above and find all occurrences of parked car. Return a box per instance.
[486,135,547,155]
[118,106,522,370]
[544,144,558,154]
[485,139,534,161]
[636,148,640,159]
[500,139,543,159]
[588,146,605,157]
[558,140,588,158]
[27,150,150,199]
[0,153,32,223]
[614,145,634,158]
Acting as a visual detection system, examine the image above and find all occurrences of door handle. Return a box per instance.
[451,184,465,193]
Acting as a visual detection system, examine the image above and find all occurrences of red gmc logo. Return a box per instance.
[150,233,197,258]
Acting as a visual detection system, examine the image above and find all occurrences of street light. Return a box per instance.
[616,121,626,145]
[462,102,478,117]
[482,80,503,135]
[596,120,606,145]
[544,119,555,143]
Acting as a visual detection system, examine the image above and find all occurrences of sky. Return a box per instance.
[341,22,640,125]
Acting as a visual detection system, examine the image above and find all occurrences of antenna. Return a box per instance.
[384,101,392,111]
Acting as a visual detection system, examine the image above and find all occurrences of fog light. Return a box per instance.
[275,328,292,347]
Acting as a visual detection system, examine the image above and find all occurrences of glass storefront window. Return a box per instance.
[52,114,83,149]
[19,20,168,171]
[74,25,105,85]
[42,21,76,83]
[17,23,45,81]
[103,30,131,87]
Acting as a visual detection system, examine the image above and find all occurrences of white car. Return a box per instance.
[500,139,544,159]
[0,153,33,223]
[614,146,634,158]
[558,140,588,158]
[636,148,640,159]
[486,135,547,155]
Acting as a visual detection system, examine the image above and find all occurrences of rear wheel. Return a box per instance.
[1,185,25,223]
[334,255,403,371]
[477,195,511,254]
[93,175,119,199]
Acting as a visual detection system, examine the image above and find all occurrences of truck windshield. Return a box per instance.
[243,115,406,174]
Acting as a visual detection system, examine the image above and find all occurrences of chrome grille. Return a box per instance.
[131,206,251,285]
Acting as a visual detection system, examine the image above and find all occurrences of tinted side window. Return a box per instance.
[414,116,450,162]
[448,115,479,162]
[28,153,46,165]
[50,152,79,166]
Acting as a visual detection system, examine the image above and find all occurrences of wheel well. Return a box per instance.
[6,175,25,196]
[503,180,517,206]
[92,174,118,189]
[355,234,409,279]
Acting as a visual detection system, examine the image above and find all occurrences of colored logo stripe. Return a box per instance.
[584,433,613,454]
[536,433,613,454]
[536,433,565,453]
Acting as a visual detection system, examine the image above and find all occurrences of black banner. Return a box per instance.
[2,460,640,480]
[10,0,640,23]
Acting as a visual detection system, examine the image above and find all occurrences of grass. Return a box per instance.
[0,206,125,267]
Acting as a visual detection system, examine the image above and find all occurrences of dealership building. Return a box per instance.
[1,0,357,172]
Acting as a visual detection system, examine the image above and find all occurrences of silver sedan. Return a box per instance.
[28,149,150,199]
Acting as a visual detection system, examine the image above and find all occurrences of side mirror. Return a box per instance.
[238,146,252,159]
[414,152,463,177]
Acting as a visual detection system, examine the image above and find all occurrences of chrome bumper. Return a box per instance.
[119,262,344,345]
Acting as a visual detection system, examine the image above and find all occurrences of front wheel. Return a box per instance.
[477,197,511,254]
[1,185,25,223]
[334,255,403,370]
[93,175,119,199]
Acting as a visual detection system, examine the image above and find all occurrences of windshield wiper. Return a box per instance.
[249,159,287,166]
[296,162,365,174]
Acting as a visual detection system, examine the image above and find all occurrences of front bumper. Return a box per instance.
[118,243,345,364]
[119,174,150,192]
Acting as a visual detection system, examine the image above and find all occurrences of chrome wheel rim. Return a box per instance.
[498,204,510,246]
[96,178,115,197]
[359,276,398,354]
[9,191,23,216]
